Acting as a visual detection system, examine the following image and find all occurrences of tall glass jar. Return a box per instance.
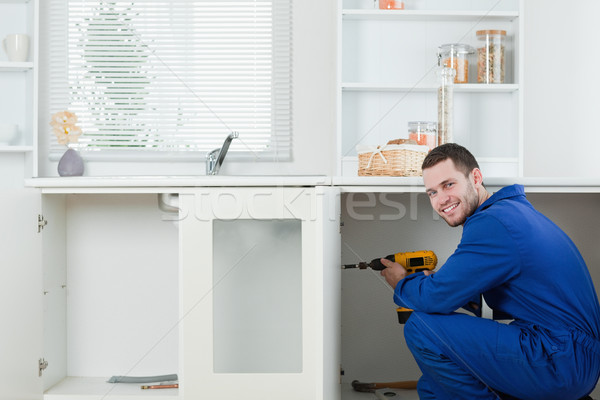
[437,43,474,84]
[408,121,437,151]
[437,67,455,145]
[476,29,506,83]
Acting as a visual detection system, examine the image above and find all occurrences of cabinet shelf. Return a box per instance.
[342,9,519,21]
[338,1,523,177]
[342,83,519,93]
[44,377,178,400]
[0,61,34,71]
[0,145,33,152]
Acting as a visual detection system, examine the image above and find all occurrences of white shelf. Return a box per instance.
[0,145,33,152]
[44,377,178,400]
[342,9,519,21]
[342,83,519,93]
[0,61,34,71]
[338,1,524,177]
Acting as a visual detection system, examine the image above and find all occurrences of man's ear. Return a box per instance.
[471,168,484,187]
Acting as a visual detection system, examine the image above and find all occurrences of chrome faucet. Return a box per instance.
[206,131,239,175]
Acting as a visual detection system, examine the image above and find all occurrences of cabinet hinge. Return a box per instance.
[37,215,47,233]
[38,358,48,377]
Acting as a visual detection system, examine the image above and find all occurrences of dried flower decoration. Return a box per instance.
[50,111,82,145]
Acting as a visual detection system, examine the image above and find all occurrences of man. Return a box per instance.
[380,143,600,399]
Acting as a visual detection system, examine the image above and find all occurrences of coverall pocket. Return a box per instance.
[496,322,570,366]
[533,324,569,358]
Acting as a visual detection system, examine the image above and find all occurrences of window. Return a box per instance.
[46,0,292,161]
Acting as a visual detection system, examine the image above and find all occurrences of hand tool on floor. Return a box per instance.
[352,379,418,393]
[343,250,437,323]
[107,373,178,384]
[141,383,179,389]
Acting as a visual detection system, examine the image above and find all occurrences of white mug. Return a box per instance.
[0,123,19,145]
[3,34,29,62]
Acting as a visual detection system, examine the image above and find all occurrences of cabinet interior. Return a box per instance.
[339,191,600,398]
[42,194,179,395]
[37,189,600,399]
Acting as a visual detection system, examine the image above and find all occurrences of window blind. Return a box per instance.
[46,0,292,161]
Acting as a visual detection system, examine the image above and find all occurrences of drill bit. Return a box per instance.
[342,262,371,269]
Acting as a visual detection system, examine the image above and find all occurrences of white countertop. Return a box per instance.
[26,175,331,192]
[25,175,600,194]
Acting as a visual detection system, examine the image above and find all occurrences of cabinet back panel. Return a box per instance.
[65,194,179,377]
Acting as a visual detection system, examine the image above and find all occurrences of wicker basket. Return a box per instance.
[357,144,428,176]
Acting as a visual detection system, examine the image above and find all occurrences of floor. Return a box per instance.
[342,384,419,400]
[342,383,600,399]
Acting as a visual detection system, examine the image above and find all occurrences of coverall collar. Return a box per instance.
[471,184,525,217]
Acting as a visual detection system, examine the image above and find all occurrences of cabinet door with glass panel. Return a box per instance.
[179,186,341,400]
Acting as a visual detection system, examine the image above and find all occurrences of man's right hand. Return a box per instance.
[380,258,407,289]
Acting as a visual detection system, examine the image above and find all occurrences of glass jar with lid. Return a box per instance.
[408,121,437,151]
[476,29,506,83]
[437,43,474,84]
[378,0,404,10]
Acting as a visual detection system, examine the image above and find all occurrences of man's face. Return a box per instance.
[423,159,480,227]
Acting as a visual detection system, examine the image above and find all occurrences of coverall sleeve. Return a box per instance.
[394,213,521,314]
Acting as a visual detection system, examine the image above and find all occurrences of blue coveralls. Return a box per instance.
[394,185,600,399]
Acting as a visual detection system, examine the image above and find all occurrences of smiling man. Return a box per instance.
[380,143,600,399]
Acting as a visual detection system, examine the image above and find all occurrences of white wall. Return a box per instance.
[0,153,26,190]
[523,0,600,177]
[36,0,338,177]
[26,0,600,178]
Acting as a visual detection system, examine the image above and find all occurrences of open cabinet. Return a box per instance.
[39,193,180,399]
[338,0,523,177]
[0,0,38,177]
[337,186,600,399]
[11,184,341,400]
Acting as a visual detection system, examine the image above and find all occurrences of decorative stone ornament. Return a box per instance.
[57,148,84,177]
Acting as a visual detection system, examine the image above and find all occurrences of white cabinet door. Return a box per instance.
[0,189,43,399]
[179,186,341,400]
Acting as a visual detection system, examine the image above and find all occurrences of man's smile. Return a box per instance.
[442,202,459,214]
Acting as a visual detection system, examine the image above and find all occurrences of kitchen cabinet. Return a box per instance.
[338,0,522,177]
[12,177,600,399]
[0,0,38,168]
[13,181,340,400]
[337,185,600,399]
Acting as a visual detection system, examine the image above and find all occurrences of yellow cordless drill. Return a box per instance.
[343,250,437,323]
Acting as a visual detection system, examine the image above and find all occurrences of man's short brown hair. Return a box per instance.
[422,143,480,177]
